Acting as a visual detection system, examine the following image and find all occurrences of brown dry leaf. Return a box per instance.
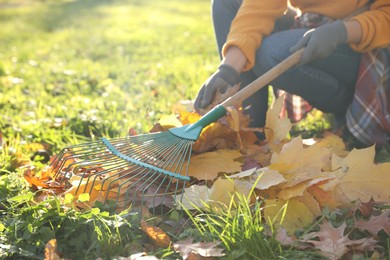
[192,122,240,154]
[326,146,390,207]
[355,209,390,236]
[173,238,225,259]
[264,198,315,235]
[302,221,373,260]
[185,149,242,180]
[265,95,292,152]
[241,144,272,167]
[140,220,172,248]
[275,228,296,245]
[351,198,376,217]
[44,239,62,260]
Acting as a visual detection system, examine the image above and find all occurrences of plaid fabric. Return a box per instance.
[281,12,390,146]
[346,47,390,145]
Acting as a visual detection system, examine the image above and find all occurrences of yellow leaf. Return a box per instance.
[265,95,292,152]
[269,136,336,187]
[277,182,307,200]
[175,185,210,210]
[315,132,347,158]
[208,177,252,209]
[209,178,237,208]
[179,110,201,125]
[328,146,390,206]
[229,167,287,190]
[264,198,315,235]
[226,106,240,132]
[158,114,183,130]
[186,149,242,180]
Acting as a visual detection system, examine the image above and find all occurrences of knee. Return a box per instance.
[254,39,281,75]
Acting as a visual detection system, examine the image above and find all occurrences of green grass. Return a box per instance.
[181,190,326,259]
[0,0,217,152]
[1,0,389,259]
[0,1,219,258]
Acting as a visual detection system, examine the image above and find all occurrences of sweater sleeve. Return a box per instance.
[222,0,288,71]
[350,0,390,52]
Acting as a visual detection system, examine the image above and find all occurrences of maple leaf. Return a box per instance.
[268,136,336,192]
[324,146,390,207]
[229,167,287,190]
[355,209,390,236]
[173,238,225,259]
[185,149,243,180]
[275,227,296,245]
[270,136,334,175]
[302,220,374,260]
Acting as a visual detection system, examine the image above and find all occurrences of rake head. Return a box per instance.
[49,105,229,212]
[51,131,193,213]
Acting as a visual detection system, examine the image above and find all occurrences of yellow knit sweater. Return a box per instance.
[223,0,390,71]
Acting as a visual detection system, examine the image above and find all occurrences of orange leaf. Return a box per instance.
[307,184,340,210]
[44,239,62,260]
[141,220,172,248]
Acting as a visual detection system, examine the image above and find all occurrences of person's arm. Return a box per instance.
[222,1,287,71]
[343,20,363,44]
[348,0,390,51]
[221,46,247,73]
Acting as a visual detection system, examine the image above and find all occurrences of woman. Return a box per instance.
[194,0,390,147]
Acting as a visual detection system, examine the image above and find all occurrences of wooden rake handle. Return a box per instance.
[221,48,304,108]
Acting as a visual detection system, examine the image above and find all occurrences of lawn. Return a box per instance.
[1,0,389,259]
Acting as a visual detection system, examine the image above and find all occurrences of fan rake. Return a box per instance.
[50,49,304,213]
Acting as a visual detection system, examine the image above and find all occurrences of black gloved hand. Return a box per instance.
[194,64,240,111]
[290,20,348,65]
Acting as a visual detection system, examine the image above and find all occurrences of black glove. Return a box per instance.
[290,20,348,65]
[194,64,240,111]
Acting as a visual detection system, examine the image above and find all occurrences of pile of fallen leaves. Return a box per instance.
[24,96,390,259]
